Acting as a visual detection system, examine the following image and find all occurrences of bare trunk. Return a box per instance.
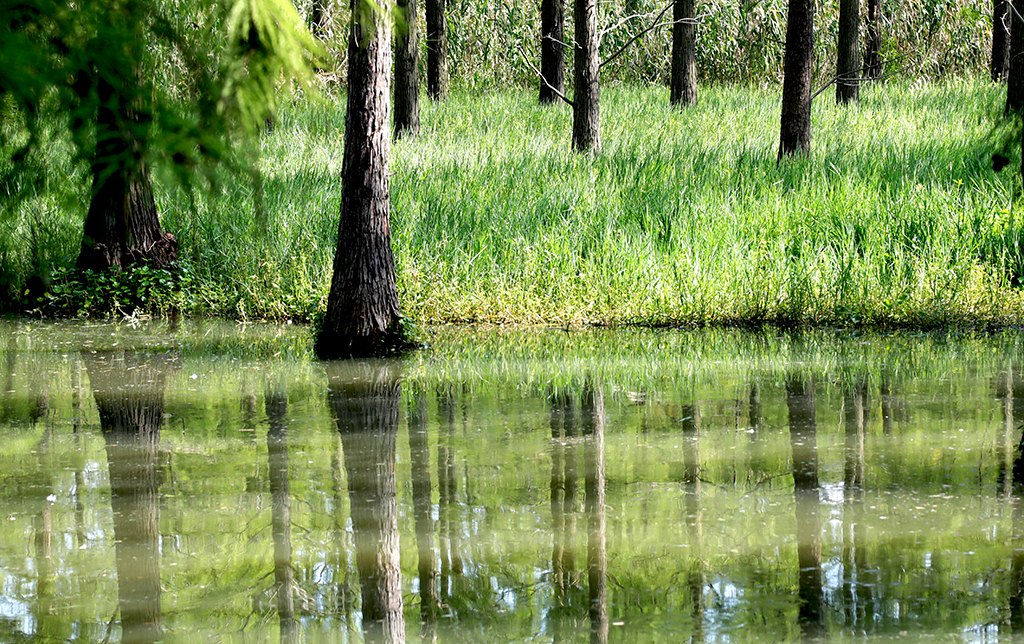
[836,0,860,104]
[426,0,448,100]
[394,0,420,137]
[572,0,600,152]
[864,0,882,78]
[316,0,402,359]
[778,0,814,157]
[995,0,1011,81]
[1008,0,1024,113]
[670,0,697,106]
[541,0,565,103]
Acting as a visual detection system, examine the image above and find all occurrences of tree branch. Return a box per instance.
[516,44,575,107]
[599,5,705,70]
[809,53,907,102]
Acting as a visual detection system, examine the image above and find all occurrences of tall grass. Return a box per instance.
[5,80,1024,327]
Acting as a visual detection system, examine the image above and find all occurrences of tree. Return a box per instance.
[394,0,420,137]
[573,0,601,152]
[670,0,698,106]
[1008,0,1024,113]
[426,0,448,100]
[836,0,860,104]
[778,0,815,157]
[994,0,1011,81]
[540,0,565,104]
[315,0,405,359]
[864,0,883,78]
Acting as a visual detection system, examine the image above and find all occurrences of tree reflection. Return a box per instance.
[1008,367,1024,632]
[582,380,607,644]
[408,384,440,638]
[328,362,405,643]
[265,381,296,642]
[549,388,580,627]
[786,373,824,638]
[842,378,869,634]
[681,401,704,642]
[437,384,463,604]
[85,351,171,644]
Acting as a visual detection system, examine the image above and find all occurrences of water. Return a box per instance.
[2,320,1024,641]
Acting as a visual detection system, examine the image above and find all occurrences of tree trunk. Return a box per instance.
[316,0,402,359]
[864,0,882,78]
[572,0,600,152]
[1009,0,1024,113]
[87,351,168,644]
[994,0,1011,82]
[426,0,448,100]
[778,0,814,157]
[77,76,177,272]
[394,0,420,138]
[310,0,328,39]
[583,381,607,644]
[670,0,698,106]
[836,0,860,104]
[328,363,405,643]
[540,0,565,103]
[266,384,297,643]
[786,375,825,638]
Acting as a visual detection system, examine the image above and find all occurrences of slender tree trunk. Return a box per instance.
[994,0,1011,81]
[864,0,882,78]
[266,384,296,643]
[836,0,860,104]
[316,0,402,359]
[77,76,177,271]
[1008,0,1024,113]
[328,363,405,643]
[778,0,814,157]
[310,0,328,39]
[670,0,698,106]
[583,381,607,644]
[426,0,448,100]
[540,0,565,103]
[573,0,600,152]
[394,0,420,138]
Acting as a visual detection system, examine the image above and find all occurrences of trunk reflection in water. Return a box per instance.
[408,384,440,636]
[86,351,171,644]
[266,381,297,642]
[328,362,405,643]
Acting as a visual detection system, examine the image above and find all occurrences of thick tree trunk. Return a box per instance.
[266,385,297,643]
[540,0,565,103]
[316,0,402,359]
[328,363,405,643]
[1008,0,1024,113]
[836,0,860,104]
[670,0,698,106]
[786,375,825,638]
[87,352,168,644]
[394,0,420,138]
[572,0,600,152]
[864,0,882,79]
[582,381,607,644]
[77,77,177,272]
[778,0,814,157]
[426,0,448,100]
[994,0,1011,82]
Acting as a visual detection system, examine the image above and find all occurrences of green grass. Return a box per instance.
[6,80,1024,327]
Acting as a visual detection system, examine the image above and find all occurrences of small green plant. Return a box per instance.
[38,261,192,318]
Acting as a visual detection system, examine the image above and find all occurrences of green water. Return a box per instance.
[2,321,1024,641]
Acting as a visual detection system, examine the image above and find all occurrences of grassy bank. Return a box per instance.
[4,80,1024,327]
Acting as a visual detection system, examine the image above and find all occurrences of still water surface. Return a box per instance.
[2,321,1024,641]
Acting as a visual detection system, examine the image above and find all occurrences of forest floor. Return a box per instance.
[3,80,1022,328]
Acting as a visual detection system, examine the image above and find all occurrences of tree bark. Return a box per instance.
[572,0,601,152]
[670,0,698,106]
[836,0,860,104]
[778,0,814,157]
[328,362,405,643]
[426,0,448,100]
[1008,0,1024,113]
[394,0,420,138]
[540,0,565,104]
[994,0,1011,82]
[316,0,402,359]
[864,0,882,79]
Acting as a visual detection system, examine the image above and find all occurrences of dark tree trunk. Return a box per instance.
[266,384,297,642]
[394,0,420,138]
[1010,1,1024,113]
[540,0,565,103]
[786,375,825,638]
[582,381,607,644]
[426,0,448,100]
[87,351,169,644]
[994,0,1011,82]
[573,0,601,152]
[842,381,868,628]
[864,0,882,78]
[310,0,328,39]
[681,403,705,641]
[778,0,814,157]
[77,76,177,272]
[836,0,860,104]
[316,0,403,360]
[407,386,440,629]
[328,363,405,643]
[670,0,698,106]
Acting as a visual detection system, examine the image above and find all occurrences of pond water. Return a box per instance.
[2,321,1024,642]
